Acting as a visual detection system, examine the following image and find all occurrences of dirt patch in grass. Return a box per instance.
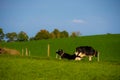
[0,47,20,55]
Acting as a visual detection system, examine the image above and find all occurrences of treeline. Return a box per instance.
[0,28,80,42]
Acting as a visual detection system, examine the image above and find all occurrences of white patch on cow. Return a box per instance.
[75,52,78,55]
[78,52,82,56]
[75,52,86,57]
[79,52,86,57]
[75,57,82,60]
[56,54,62,60]
[56,54,58,59]
[89,56,93,61]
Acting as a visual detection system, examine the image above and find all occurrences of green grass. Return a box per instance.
[0,34,120,80]
[0,55,120,80]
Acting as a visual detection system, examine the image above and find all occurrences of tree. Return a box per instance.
[70,31,80,37]
[49,33,56,39]
[60,30,69,38]
[70,32,77,37]
[52,29,60,38]
[0,28,4,41]
[35,29,50,40]
[6,32,17,42]
[17,31,29,41]
[29,37,35,41]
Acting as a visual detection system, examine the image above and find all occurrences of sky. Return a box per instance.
[0,0,120,37]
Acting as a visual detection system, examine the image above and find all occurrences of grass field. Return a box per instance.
[1,34,120,61]
[0,34,120,80]
[0,55,120,80]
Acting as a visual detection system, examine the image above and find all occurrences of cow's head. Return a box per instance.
[56,49,64,56]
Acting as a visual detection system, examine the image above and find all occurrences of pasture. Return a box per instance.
[0,34,120,80]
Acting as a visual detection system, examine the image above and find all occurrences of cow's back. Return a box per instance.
[76,46,96,56]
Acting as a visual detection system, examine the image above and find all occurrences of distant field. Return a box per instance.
[0,34,120,80]
[1,34,120,61]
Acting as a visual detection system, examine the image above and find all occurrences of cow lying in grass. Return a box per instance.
[56,49,78,60]
[56,46,99,61]
[75,46,99,61]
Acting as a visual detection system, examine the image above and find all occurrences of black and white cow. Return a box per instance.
[75,46,99,61]
[56,49,77,60]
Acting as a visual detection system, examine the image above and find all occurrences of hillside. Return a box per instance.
[1,34,120,61]
[0,34,120,80]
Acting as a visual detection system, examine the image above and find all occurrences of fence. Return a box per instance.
[21,44,50,57]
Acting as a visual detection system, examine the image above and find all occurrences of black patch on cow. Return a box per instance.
[56,49,76,60]
[76,46,98,57]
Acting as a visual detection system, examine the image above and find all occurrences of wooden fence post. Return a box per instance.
[47,44,50,57]
[26,48,28,56]
[29,50,30,56]
[98,52,100,62]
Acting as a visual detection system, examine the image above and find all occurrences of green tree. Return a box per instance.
[60,30,69,38]
[17,31,29,41]
[0,28,4,41]
[6,32,17,42]
[52,29,60,38]
[49,33,56,39]
[29,37,35,41]
[35,29,50,40]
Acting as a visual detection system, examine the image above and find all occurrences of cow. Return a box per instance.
[75,46,99,61]
[56,49,77,60]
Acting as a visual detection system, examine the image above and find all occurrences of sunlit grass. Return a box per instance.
[0,56,120,80]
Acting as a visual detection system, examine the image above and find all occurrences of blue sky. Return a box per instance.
[0,0,120,37]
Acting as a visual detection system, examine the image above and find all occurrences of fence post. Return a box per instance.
[97,52,100,62]
[47,44,50,57]
[29,50,30,56]
[26,48,28,56]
